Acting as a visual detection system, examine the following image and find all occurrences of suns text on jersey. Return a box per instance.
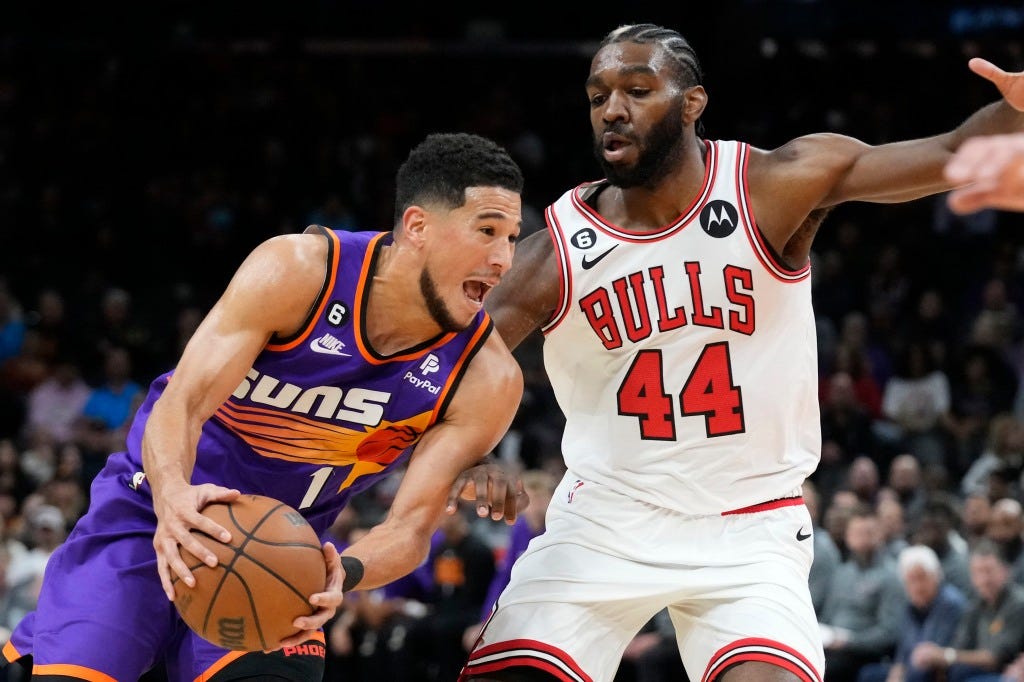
[231,368,390,426]
[579,262,755,349]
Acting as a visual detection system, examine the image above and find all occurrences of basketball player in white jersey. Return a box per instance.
[460,23,1024,682]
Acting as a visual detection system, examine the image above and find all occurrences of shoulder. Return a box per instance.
[238,230,330,289]
[747,133,869,175]
[450,331,523,409]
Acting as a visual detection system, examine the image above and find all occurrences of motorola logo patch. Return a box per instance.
[699,200,739,238]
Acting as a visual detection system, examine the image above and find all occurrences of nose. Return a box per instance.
[602,90,629,124]
[490,240,514,275]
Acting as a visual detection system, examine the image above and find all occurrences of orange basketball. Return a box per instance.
[172,494,326,651]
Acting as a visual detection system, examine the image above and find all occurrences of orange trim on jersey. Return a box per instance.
[722,495,803,516]
[193,632,327,681]
[352,233,457,364]
[192,651,246,682]
[701,637,821,682]
[540,203,573,335]
[568,140,716,243]
[32,665,118,682]
[460,638,593,682]
[266,228,342,351]
[736,143,811,283]
[1,640,19,662]
[431,316,493,424]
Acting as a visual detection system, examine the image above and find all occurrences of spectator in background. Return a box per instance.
[911,540,1024,681]
[804,479,842,616]
[881,341,952,468]
[878,496,910,561]
[23,355,90,446]
[887,454,929,528]
[963,493,994,550]
[986,498,1024,585]
[26,288,72,366]
[857,544,967,682]
[5,505,65,632]
[914,496,974,597]
[962,414,1024,498]
[0,284,25,365]
[818,371,878,500]
[848,456,883,507]
[819,504,906,682]
[76,346,142,480]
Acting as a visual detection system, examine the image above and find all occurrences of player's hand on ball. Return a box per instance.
[152,482,241,601]
[447,460,530,524]
[276,541,344,649]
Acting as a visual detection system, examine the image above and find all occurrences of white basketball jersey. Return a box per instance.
[542,140,820,515]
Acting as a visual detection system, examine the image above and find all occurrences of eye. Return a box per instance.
[508,233,519,244]
[480,226,495,236]
[589,93,606,107]
[629,87,650,98]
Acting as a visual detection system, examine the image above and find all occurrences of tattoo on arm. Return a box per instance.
[340,555,364,592]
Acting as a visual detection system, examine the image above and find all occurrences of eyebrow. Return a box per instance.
[586,64,658,88]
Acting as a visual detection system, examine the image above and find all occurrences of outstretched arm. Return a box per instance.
[750,58,1024,260]
[337,334,524,591]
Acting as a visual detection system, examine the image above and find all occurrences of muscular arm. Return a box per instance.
[485,228,560,351]
[144,233,327,591]
[339,334,523,590]
[749,59,1024,263]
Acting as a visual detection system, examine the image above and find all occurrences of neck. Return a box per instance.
[602,137,707,230]
[364,244,444,356]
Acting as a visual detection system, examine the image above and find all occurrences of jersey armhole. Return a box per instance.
[266,225,340,351]
[540,204,573,335]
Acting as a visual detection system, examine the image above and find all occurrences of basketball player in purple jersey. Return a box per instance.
[3,132,528,681]
[460,24,1024,682]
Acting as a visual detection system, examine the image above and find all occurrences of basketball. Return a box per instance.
[172,494,327,651]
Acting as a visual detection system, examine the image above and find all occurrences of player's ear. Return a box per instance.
[401,205,429,246]
[683,86,708,124]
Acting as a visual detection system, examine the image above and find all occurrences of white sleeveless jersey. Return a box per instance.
[541,140,820,515]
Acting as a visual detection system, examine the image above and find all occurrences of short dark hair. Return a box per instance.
[393,132,524,226]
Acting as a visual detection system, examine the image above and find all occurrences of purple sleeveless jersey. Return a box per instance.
[3,227,494,680]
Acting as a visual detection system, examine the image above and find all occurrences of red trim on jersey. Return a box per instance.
[568,140,717,243]
[721,495,803,516]
[736,143,811,283]
[701,637,821,682]
[460,638,593,682]
[541,203,573,335]
[267,228,342,351]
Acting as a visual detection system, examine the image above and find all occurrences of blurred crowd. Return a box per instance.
[2,17,1024,682]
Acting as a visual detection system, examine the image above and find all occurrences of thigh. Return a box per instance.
[668,507,824,682]
[173,632,327,682]
[463,482,670,682]
[15,482,177,680]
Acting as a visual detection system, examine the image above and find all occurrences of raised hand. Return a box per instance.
[970,57,1024,112]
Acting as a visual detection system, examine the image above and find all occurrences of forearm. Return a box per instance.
[948,100,1024,153]
[142,397,202,496]
[339,520,433,591]
[947,647,998,671]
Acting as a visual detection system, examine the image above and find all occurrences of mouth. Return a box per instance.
[463,279,495,306]
[602,132,633,163]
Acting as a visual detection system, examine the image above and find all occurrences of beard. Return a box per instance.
[593,98,687,189]
[420,267,465,333]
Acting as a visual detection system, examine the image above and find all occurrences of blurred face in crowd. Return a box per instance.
[902,564,941,610]
[964,494,992,536]
[845,514,881,558]
[987,499,1023,544]
[877,499,905,541]
[970,552,1009,604]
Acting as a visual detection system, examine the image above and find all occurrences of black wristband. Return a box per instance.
[340,555,364,592]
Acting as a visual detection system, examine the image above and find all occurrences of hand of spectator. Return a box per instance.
[910,642,945,670]
[447,460,529,524]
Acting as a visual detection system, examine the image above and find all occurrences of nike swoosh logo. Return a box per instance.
[581,245,619,270]
[796,527,811,542]
[310,339,351,356]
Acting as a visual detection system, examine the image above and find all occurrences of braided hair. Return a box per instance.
[599,24,706,137]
